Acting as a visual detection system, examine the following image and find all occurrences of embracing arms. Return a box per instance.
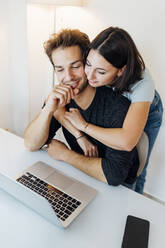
[64,102,150,151]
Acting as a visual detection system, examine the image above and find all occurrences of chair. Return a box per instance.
[136,131,149,177]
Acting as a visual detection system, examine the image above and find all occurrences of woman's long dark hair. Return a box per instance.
[89,27,145,93]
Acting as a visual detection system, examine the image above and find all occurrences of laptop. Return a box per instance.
[0,161,97,228]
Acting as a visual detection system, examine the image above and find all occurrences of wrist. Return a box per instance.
[76,134,85,140]
[83,122,89,132]
[62,147,71,162]
[42,106,54,115]
[75,131,83,139]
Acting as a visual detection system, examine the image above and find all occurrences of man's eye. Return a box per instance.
[72,65,81,69]
[98,71,105,75]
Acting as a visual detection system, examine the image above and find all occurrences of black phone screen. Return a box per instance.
[122,215,150,248]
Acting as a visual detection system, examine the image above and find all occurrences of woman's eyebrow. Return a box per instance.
[86,59,107,72]
[54,65,63,69]
[96,67,107,72]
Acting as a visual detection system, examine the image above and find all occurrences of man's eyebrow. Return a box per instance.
[54,60,82,68]
[70,60,83,65]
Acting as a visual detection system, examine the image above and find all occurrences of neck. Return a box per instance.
[74,84,96,110]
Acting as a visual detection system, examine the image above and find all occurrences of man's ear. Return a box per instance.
[117,65,126,77]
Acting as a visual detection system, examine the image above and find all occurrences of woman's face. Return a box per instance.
[85,49,123,87]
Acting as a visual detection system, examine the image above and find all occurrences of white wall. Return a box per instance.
[145,116,165,200]
[82,0,165,103]
[0,0,29,136]
[27,4,55,121]
[0,1,12,131]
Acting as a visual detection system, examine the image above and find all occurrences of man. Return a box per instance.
[24,29,139,186]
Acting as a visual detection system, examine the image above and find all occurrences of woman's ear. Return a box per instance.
[117,65,126,77]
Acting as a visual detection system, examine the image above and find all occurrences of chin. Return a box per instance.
[89,82,100,88]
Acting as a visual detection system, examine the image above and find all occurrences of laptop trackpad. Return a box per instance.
[46,171,75,191]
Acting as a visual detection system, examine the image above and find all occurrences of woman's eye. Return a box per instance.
[55,68,64,72]
[86,61,91,66]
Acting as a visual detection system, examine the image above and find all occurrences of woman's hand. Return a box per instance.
[65,108,87,131]
[55,107,98,157]
[77,135,98,157]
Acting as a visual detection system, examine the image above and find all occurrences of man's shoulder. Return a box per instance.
[96,86,130,105]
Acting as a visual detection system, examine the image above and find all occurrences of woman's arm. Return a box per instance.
[54,107,82,138]
[54,107,99,157]
[65,102,150,151]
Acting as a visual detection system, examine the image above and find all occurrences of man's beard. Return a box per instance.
[76,79,88,95]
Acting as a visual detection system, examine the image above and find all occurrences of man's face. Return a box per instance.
[52,45,88,94]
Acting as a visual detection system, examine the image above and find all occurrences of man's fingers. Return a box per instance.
[53,88,70,104]
[54,85,74,101]
[91,146,98,157]
[84,150,89,156]
[69,108,78,112]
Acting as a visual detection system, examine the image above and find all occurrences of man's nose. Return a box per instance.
[65,69,74,81]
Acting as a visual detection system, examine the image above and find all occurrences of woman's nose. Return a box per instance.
[85,67,95,80]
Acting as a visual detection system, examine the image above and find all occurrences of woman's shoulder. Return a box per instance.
[123,68,155,103]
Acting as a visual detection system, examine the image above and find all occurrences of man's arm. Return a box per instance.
[24,108,55,151]
[24,83,80,152]
[47,139,138,185]
[47,139,107,183]
[24,86,65,151]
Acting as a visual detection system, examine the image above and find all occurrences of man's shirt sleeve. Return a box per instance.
[45,116,61,145]
[42,103,61,145]
[101,147,139,186]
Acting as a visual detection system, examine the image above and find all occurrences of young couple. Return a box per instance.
[24,27,163,194]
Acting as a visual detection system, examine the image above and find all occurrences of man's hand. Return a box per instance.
[47,139,106,184]
[77,136,98,157]
[45,84,79,113]
[47,139,69,161]
[65,108,87,131]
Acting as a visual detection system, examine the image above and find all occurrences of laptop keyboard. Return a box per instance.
[16,172,81,222]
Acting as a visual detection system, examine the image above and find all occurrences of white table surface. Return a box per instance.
[0,128,165,248]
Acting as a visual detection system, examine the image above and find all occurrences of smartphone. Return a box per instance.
[121,215,150,248]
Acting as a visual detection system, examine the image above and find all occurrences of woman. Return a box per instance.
[56,27,163,194]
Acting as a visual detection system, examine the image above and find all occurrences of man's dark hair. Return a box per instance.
[89,27,145,93]
[44,29,90,66]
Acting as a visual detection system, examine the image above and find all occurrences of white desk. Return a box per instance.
[0,128,165,248]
